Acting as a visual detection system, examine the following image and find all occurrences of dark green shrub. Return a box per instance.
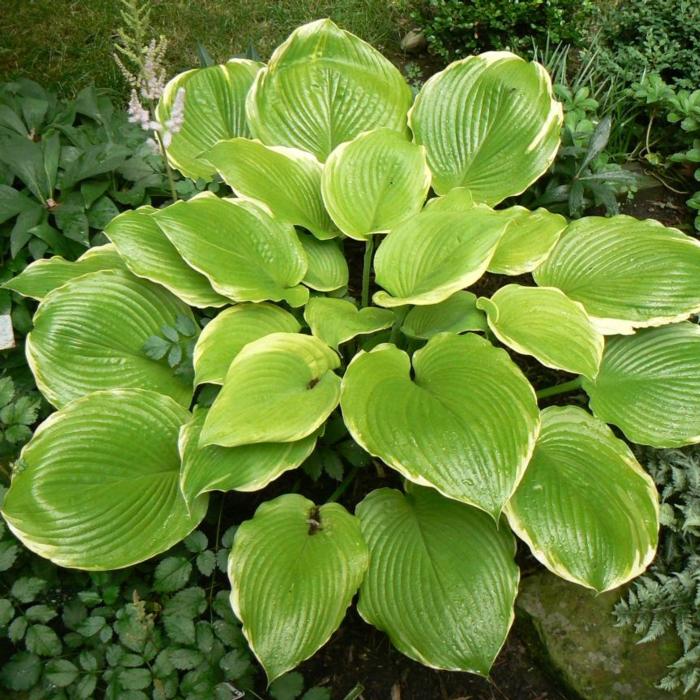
[413,0,596,63]
[596,0,700,90]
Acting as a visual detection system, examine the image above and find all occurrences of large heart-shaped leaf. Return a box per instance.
[105,207,227,308]
[401,291,486,339]
[179,407,317,504]
[373,207,509,307]
[152,193,309,307]
[321,128,431,240]
[506,406,659,592]
[201,333,341,447]
[26,270,194,408]
[157,60,263,180]
[341,333,540,516]
[298,233,348,291]
[206,138,337,240]
[356,485,518,674]
[533,216,700,334]
[304,297,394,349]
[228,494,369,682]
[582,322,700,448]
[409,52,562,204]
[194,303,300,386]
[477,285,603,379]
[488,207,567,275]
[2,389,207,570]
[3,244,126,301]
[246,19,412,161]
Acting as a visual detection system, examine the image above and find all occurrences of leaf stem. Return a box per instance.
[326,465,360,504]
[536,377,583,400]
[389,306,409,345]
[361,236,375,308]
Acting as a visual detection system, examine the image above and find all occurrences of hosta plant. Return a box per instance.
[4,18,700,684]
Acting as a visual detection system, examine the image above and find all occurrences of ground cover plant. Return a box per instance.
[3,18,700,688]
[615,445,700,695]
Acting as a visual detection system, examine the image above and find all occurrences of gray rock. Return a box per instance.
[517,571,694,700]
[400,30,426,53]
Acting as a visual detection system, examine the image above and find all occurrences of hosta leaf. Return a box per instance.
[373,207,509,307]
[3,244,126,301]
[26,270,194,408]
[153,193,308,307]
[488,207,567,275]
[2,389,207,569]
[194,303,300,386]
[157,60,263,180]
[533,216,700,334]
[356,485,518,674]
[409,52,562,204]
[506,406,659,592]
[105,207,227,308]
[228,493,369,682]
[179,407,317,503]
[246,19,412,161]
[206,138,337,240]
[341,333,539,516]
[424,186,475,212]
[321,128,431,240]
[298,233,348,291]
[201,333,341,447]
[402,291,486,339]
[582,322,700,447]
[304,297,394,349]
[477,285,603,379]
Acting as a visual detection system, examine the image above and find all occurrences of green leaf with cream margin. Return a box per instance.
[2,389,207,570]
[488,207,567,275]
[201,333,341,447]
[3,244,126,301]
[297,233,348,292]
[409,52,562,205]
[26,269,194,409]
[304,297,394,350]
[105,207,227,308]
[402,291,486,339]
[373,207,509,307]
[246,19,412,161]
[179,407,317,505]
[194,303,300,386]
[153,193,309,307]
[582,322,700,448]
[424,192,566,275]
[534,215,700,334]
[157,60,263,180]
[228,493,369,682]
[206,138,337,240]
[506,406,659,592]
[477,285,603,379]
[341,333,539,517]
[356,485,518,674]
[321,128,431,240]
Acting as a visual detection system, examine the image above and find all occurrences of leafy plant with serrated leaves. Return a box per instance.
[5,18,700,685]
[631,73,700,232]
[0,487,266,699]
[615,446,700,694]
[0,376,43,472]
